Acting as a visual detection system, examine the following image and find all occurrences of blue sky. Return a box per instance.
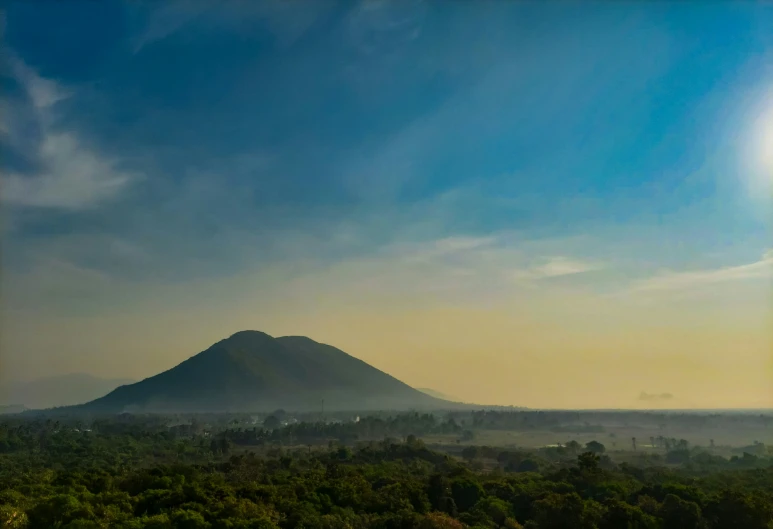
[1,1,771,408]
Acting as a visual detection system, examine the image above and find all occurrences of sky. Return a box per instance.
[1,0,771,410]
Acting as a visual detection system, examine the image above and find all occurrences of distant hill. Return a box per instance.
[77,331,451,413]
[0,374,135,410]
[0,405,27,415]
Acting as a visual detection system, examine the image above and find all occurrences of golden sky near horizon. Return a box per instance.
[2,234,771,410]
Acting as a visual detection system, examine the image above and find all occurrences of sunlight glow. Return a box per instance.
[741,92,773,202]
[759,107,773,173]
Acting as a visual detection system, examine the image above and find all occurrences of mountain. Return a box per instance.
[0,374,135,410]
[78,331,450,413]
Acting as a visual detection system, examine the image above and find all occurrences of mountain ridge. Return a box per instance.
[417,388,456,401]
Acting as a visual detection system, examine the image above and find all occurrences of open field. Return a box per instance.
[424,422,773,451]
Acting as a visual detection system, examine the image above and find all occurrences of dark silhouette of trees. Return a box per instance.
[661,494,704,529]
[585,440,606,454]
[262,415,281,429]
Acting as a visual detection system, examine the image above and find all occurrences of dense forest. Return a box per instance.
[1,413,772,528]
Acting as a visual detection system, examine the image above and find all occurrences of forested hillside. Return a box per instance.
[1,414,771,528]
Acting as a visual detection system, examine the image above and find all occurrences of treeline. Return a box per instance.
[458,442,773,474]
[222,414,464,447]
[1,417,772,528]
[449,410,773,434]
[461,411,584,430]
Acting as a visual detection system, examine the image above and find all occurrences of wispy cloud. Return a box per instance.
[507,255,604,282]
[529,256,603,278]
[627,250,773,293]
[10,58,70,110]
[130,1,211,53]
[1,60,138,210]
[389,235,497,264]
[3,133,137,209]
[131,0,335,53]
[285,231,609,306]
[346,0,426,56]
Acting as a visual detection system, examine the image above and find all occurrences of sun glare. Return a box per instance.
[759,109,773,173]
[742,93,773,200]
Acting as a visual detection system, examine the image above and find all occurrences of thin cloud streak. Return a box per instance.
[308,233,608,303]
[130,0,214,54]
[131,0,335,53]
[531,256,603,278]
[388,236,498,265]
[626,250,773,293]
[509,256,604,282]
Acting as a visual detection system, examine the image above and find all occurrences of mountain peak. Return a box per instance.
[226,330,273,340]
[221,330,275,347]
